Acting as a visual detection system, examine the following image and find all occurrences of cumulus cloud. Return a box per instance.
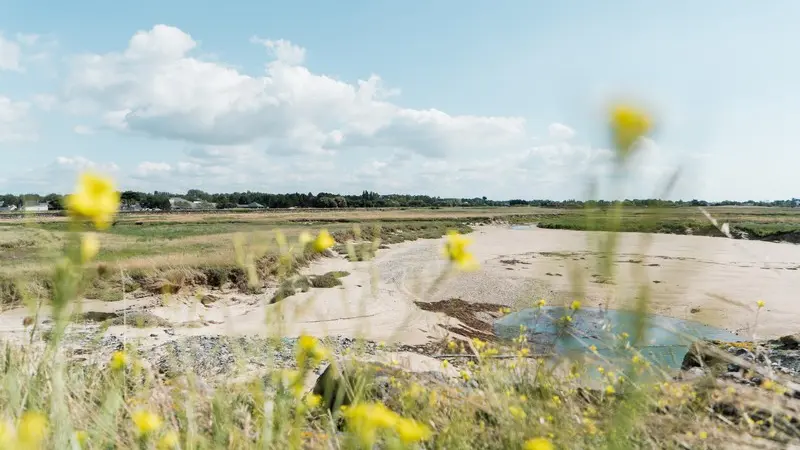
[63,25,529,159]
[0,96,35,142]
[50,24,680,198]
[548,122,576,140]
[2,156,120,193]
[73,125,94,135]
[0,34,20,71]
[54,156,118,173]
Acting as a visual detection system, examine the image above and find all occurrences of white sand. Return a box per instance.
[1,225,799,346]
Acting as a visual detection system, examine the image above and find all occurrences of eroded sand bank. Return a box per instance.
[1,225,799,347]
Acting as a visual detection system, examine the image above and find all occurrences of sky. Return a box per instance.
[1,1,799,201]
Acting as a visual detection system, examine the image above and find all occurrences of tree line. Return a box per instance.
[1,190,798,211]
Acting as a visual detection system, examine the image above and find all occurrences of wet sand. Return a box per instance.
[1,225,798,347]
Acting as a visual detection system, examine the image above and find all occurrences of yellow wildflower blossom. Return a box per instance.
[757,300,765,309]
[509,406,527,420]
[699,431,708,440]
[343,403,398,447]
[132,410,162,435]
[296,335,328,367]
[66,172,121,230]
[304,394,322,409]
[605,385,616,395]
[312,230,335,252]
[443,231,479,271]
[524,437,554,450]
[609,104,652,155]
[570,300,581,311]
[395,418,432,444]
[17,412,47,449]
[110,351,128,371]
[74,430,88,447]
[589,345,598,353]
[460,370,471,382]
[536,298,546,307]
[80,233,100,263]
[157,431,179,449]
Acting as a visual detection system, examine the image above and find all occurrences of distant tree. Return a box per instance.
[43,193,64,210]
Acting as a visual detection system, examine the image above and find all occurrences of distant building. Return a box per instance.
[191,200,216,209]
[121,203,143,212]
[169,197,193,210]
[237,202,265,209]
[21,203,49,212]
[793,198,800,207]
[0,202,16,212]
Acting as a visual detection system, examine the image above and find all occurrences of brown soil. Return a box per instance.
[415,298,504,341]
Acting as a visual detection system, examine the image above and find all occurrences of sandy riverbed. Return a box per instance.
[1,225,799,347]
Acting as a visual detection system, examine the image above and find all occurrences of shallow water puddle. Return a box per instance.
[509,225,531,230]
[494,307,746,370]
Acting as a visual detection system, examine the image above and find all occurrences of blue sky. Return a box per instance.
[1,1,798,200]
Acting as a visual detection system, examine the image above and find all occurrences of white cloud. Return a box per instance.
[73,125,95,135]
[0,34,20,71]
[52,24,680,198]
[548,122,576,140]
[137,161,172,176]
[32,94,57,111]
[64,25,529,159]
[3,156,120,193]
[251,37,305,66]
[0,96,35,142]
[54,156,118,173]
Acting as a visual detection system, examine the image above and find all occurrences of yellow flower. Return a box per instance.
[536,299,546,307]
[441,360,449,368]
[762,379,775,390]
[395,418,432,444]
[443,230,479,271]
[132,410,162,435]
[66,172,120,230]
[0,420,13,448]
[605,385,616,395]
[757,300,765,309]
[296,335,328,368]
[157,431,179,449]
[570,300,581,311]
[343,403,399,447]
[80,233,100,263]
[110,351,128,371]
[609,104,652,155]
[509,406,527,420]
[304,394,322,409]
[699,431,708,440]
[447,340,457,351]
[589,345,598,353]
[460,370,471,382]
[312,229,335,252]
[17,412,47,449]
[524,437,554,450]
[74,430,88,447]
